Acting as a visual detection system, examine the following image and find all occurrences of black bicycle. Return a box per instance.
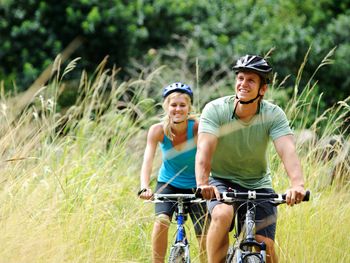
[151,193,206,263]
[219,189,311,263]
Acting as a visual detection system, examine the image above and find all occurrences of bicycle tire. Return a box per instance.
[226,246,235,263]
[243,254,263,263]
[168,244,190,263]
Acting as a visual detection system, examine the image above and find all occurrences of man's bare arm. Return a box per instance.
[274,134,305,205]
[196,132,220,199]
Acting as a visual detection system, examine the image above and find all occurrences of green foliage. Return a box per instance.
[0,0,140,90]
[0,0,349,110]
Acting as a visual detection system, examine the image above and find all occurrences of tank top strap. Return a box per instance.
[162,131,171,146]
[162,120,195,145]
[187,119,195,140]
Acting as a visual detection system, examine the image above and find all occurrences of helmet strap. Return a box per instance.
[235,93,261,104]
[232,93,261,119]
[232,101,239,119]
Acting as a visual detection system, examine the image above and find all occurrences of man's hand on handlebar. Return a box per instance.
[197,184,221,200]
[285,185,306,206]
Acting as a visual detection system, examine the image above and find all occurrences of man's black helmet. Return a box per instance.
[162,82,193,102]
[232,55,273,84]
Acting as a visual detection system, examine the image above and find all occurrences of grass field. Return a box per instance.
[0,58,349,262]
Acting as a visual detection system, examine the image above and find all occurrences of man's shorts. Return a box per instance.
[155,181,209,236]
[208,177,277,240]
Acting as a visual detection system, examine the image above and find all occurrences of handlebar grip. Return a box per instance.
[282,190,311,201]
[303,190,310,201]
[195,188,203,198]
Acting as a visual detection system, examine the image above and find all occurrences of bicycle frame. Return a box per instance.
[222,190,310,263]
[229,200,266,263]
[174,198,188,245]
[152,193,204,263]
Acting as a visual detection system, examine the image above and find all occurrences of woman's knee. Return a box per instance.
[154,214,171,229]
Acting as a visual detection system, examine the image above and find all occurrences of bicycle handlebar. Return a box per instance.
[222,190,310,202]
[195,189,310,204]
[150,190,311,205]
[151,193,205,203]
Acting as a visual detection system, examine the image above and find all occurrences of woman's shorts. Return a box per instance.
[155,181,209,236]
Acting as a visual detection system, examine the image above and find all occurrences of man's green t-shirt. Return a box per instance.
[199,95,293,189]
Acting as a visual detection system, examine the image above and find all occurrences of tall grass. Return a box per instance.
[268,48,350,262]
[0,52,349,263]
[0,57,156,262]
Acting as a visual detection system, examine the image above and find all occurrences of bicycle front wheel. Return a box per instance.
[168,244,190,263]
[243,254,263,263]
[226,246,235,263]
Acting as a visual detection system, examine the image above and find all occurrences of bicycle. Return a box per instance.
[150,193,206,263]
[218,189,311,263]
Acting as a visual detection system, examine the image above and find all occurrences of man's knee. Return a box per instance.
[256,235,275,251]
[256,235,277,263]
[209,204,234,232]
[211,204,233,222]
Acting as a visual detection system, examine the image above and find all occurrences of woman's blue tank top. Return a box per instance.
[158,120,197,189]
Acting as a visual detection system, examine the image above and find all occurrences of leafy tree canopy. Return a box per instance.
[0,0,349,105]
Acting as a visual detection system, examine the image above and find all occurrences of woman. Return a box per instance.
[138,82,208,262]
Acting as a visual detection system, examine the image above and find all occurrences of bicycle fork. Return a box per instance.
[237,209,266,262]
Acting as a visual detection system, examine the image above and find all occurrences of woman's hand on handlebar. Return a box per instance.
[138,188,153,200]
[197,184,221,200]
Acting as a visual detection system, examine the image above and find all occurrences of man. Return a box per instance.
[196,55,306,263]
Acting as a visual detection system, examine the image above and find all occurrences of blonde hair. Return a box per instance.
[162,92,196,141]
